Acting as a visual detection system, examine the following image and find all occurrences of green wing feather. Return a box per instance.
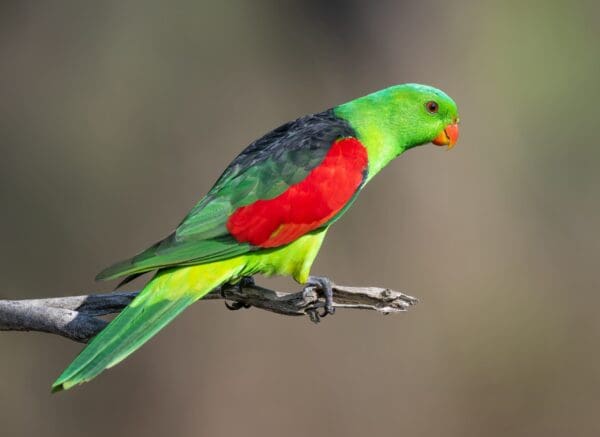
[96,235,251,281]
[96,110,355,281]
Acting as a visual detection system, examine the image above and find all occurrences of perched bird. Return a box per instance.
[53,83,459,391]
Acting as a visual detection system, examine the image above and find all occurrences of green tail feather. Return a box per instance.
[52,259,245,392]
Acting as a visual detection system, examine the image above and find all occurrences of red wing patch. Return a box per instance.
[226,138,368,248]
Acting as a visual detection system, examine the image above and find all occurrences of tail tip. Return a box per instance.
[51,379,67,393]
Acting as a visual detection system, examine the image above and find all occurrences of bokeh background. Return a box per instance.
[1,1,599,436]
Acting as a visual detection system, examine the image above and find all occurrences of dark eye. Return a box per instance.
[425,101,439,114]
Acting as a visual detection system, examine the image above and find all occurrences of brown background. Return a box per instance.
[1,1,599,436]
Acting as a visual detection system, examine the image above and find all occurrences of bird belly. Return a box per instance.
[242,228,328,283]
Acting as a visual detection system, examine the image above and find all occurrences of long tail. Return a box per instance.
[52,258,246,392]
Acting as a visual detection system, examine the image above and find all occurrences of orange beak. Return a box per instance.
[432,122,460,149]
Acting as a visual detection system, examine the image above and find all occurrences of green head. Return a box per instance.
[334,83,459,178]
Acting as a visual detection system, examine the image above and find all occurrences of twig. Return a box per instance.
[0,283,418,343]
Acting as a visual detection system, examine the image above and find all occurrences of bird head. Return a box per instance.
[383,83,459,150]
[336,83,459,155]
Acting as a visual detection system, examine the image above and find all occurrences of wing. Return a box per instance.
[96,109,365,281]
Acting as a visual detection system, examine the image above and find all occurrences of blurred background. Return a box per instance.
[0,1,599,436]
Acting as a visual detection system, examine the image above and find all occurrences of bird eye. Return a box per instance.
[425,101,439,114]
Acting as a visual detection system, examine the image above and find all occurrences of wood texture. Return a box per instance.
[0,283,418,343]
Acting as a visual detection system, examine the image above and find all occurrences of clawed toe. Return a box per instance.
[304,276,336,322]
[222,276,255,311]
[224,300,252,311]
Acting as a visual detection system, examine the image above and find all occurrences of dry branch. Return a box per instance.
[0,282,418,343]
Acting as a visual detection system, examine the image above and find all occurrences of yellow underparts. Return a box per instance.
[146,228,329,298]
[242,228,328,283]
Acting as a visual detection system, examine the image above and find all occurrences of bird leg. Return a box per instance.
[303,275,335,323]
[222,276,254,310]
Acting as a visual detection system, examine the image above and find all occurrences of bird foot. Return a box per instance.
[303,275,335,323]
[222,276,254,310]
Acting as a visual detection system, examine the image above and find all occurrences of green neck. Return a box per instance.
[334,94,409,182]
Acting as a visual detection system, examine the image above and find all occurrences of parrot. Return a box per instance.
[52,83,459,391]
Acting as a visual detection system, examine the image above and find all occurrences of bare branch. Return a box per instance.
[0,283,418,343]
